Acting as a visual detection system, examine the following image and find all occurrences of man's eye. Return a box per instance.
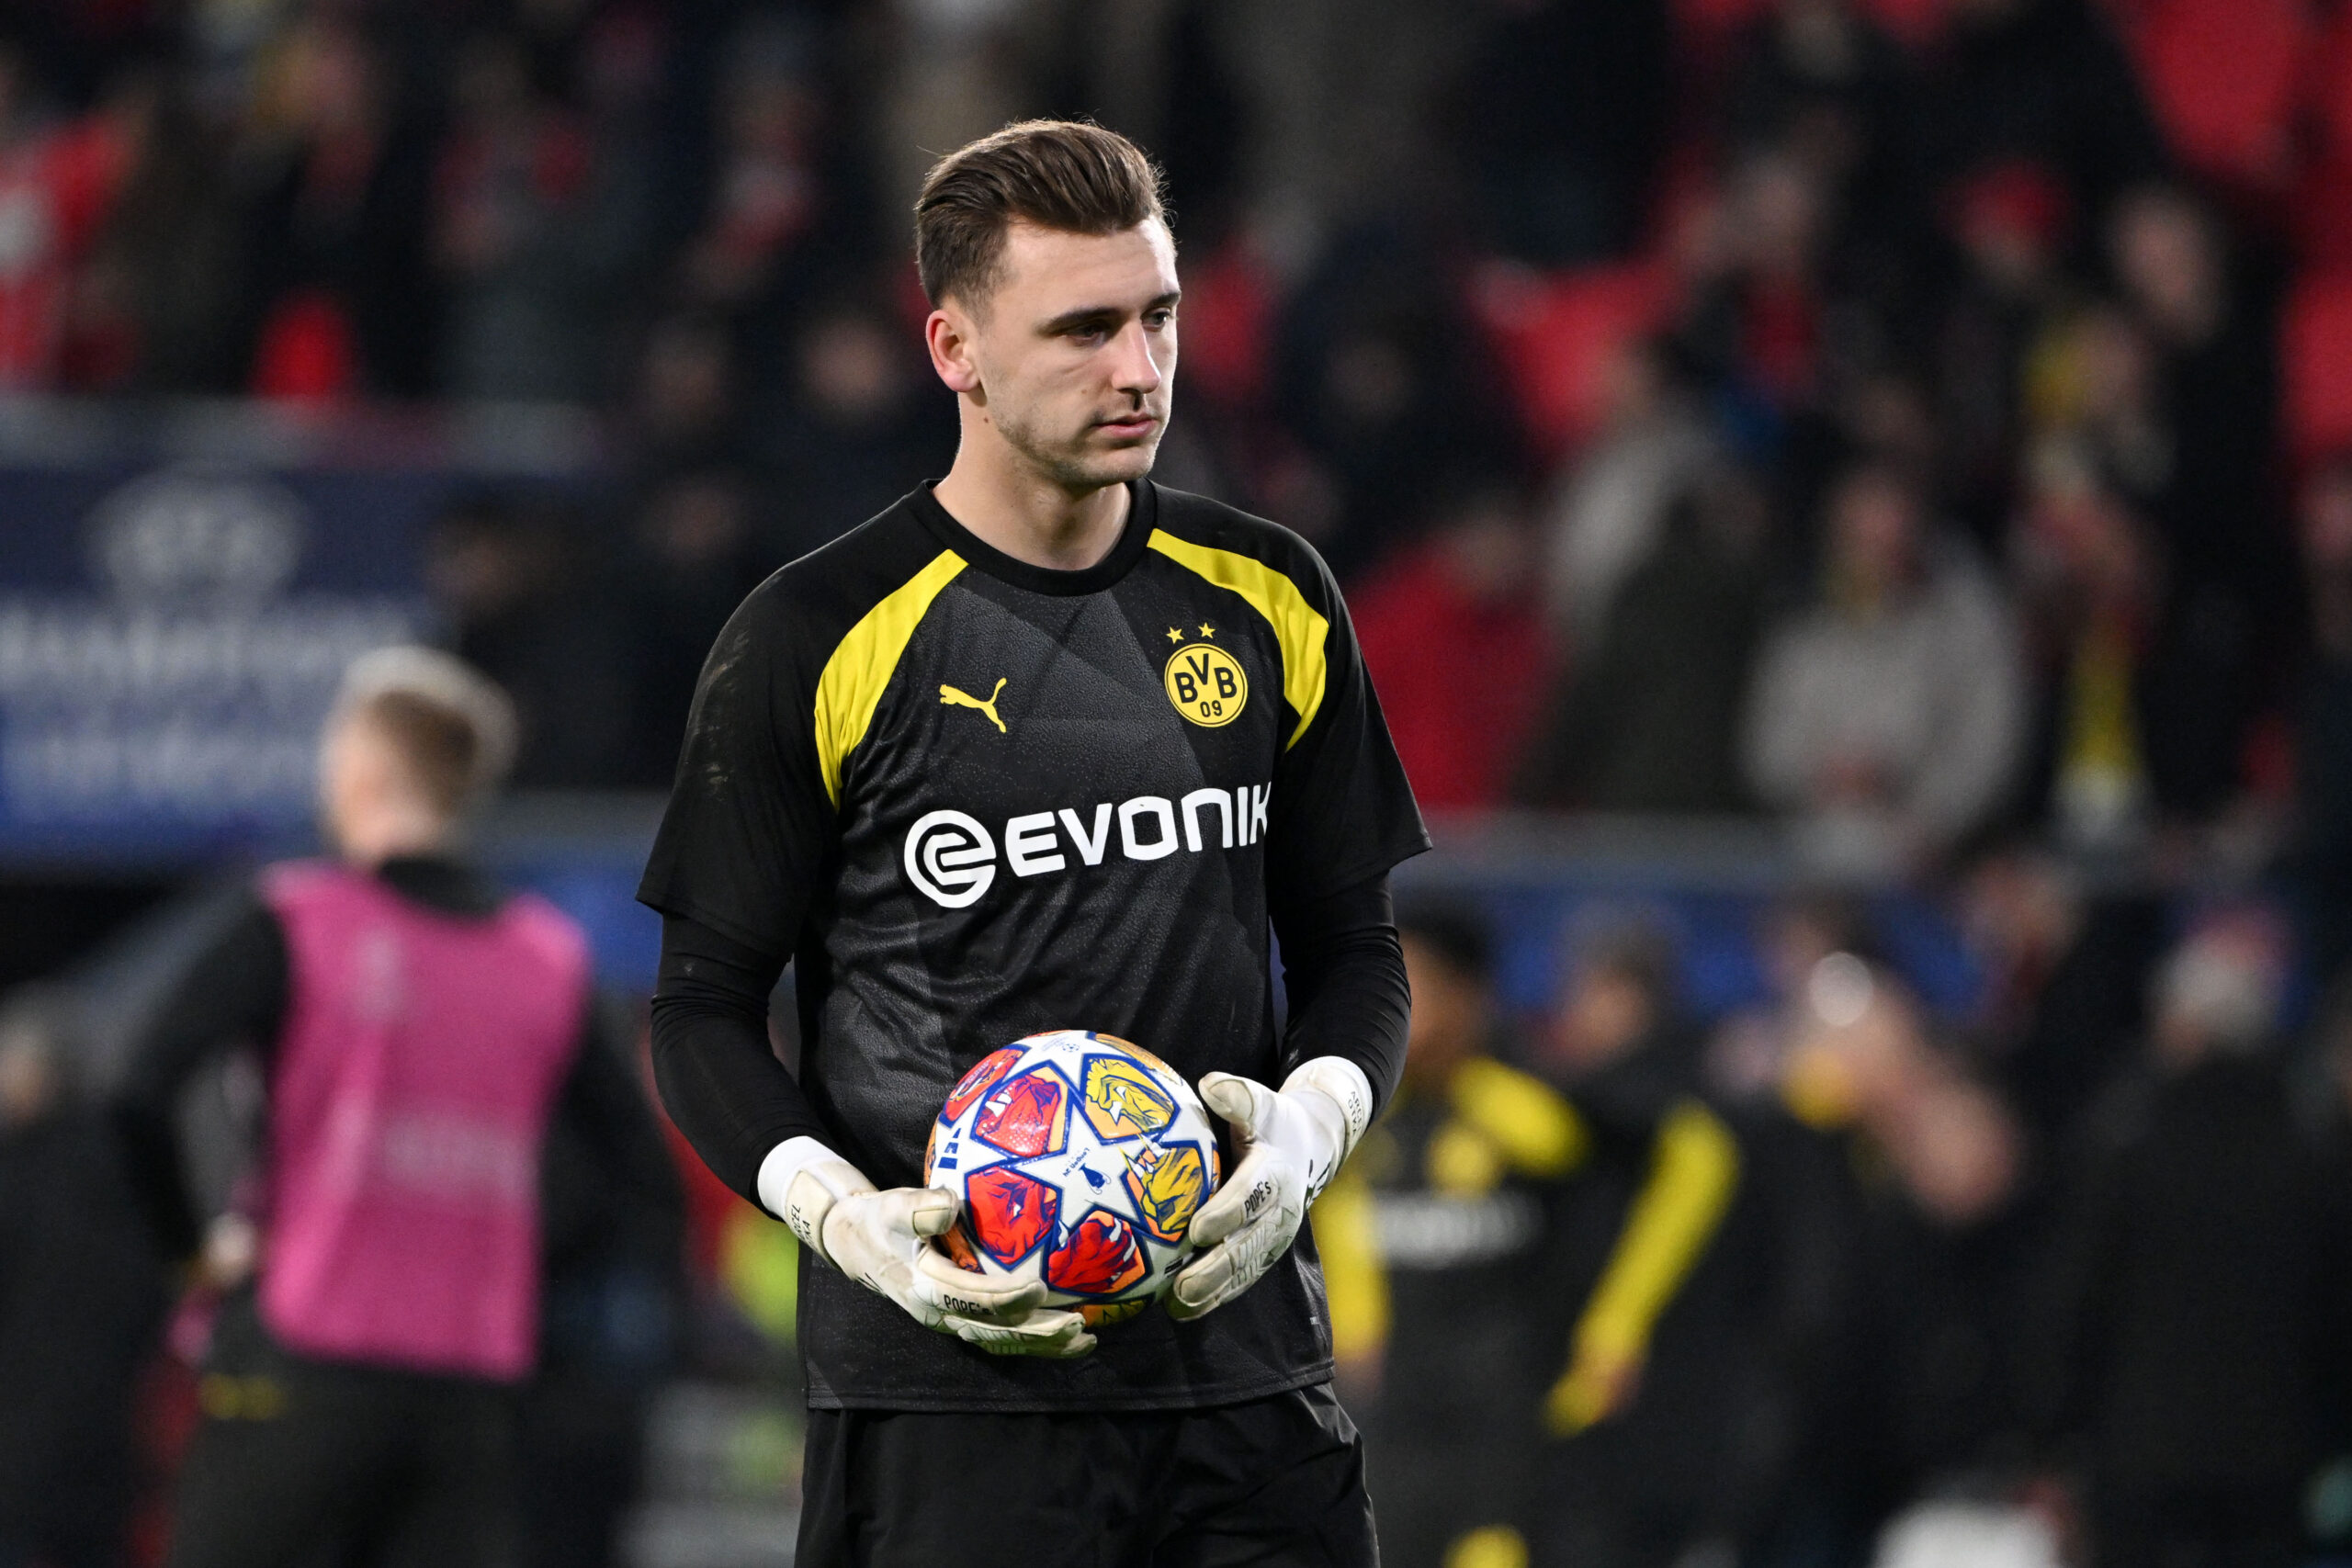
[1145,311,1174,331]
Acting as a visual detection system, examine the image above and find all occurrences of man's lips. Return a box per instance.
[1093,412,1160,438]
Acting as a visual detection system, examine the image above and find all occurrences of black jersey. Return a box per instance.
[638,480,1428,1411]
[1356,1058,1584,1429]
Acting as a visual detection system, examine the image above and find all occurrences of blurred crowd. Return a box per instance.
[0,0,2341,879]
[6,0,2352,1564]
[1338,886,2352,1568]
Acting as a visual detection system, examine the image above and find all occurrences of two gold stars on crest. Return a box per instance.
[1167,624,1216,643]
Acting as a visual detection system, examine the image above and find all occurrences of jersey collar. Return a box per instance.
[910,479,1156,597]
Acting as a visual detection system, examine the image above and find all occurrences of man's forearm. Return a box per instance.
[1272,873,1410,1116]
[110,894,290,1260]
[650,914,834,1208]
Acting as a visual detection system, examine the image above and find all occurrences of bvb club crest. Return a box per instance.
[1161,635,1248,728]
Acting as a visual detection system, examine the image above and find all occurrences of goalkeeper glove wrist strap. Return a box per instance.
[1280,1055,1374,1199]
[756,1134,875,1268]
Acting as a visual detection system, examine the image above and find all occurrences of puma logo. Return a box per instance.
[939,677,1008,734]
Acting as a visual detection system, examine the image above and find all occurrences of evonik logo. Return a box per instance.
[903,782,1272,909]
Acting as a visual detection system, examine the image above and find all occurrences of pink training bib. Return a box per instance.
[255,861,590,1381]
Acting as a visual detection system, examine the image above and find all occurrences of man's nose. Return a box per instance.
[1109,319,1167,397]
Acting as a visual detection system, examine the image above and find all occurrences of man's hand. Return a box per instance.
[198,1213,260,1292]
[1544,1340,1645,1436]
[762,1138,1094,1359]
[1168,1057,1371,1321]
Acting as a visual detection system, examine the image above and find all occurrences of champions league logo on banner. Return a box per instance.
[89,467,308,607]
[0,456,443,857]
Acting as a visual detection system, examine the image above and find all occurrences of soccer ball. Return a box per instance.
[923,1030,1223,1325]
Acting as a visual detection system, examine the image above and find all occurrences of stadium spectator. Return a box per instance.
[752,289,955,562]
[231,15,438,399]
[2012,440,2268,847]
[2007,442,2163,847]
[2017,303,2171,529]
[1451,0,1674,267]
[1271,219,1524,580]
[1351,485,1555,812]
[1915,0,2165,217]
[425,492,636,789]
[2025,907,2347,1568]
[431,30,602,404]
[623,310,746,479]
[1935,159,2075,540]
[674,14,828,317]
[1516,474,1769,815]
[1723,0,1921,261]
[64,64,242,393]
[617,468,770,788]
[0,38,130,390]
[1674,143,1836,416]
[1744,459,2025,868]
[1536,334,1720,645]
[2106,185,2291,758]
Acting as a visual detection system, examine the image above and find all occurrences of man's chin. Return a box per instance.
[1056,437,1160,492]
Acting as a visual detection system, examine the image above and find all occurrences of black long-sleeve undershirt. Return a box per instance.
[649,872,1412,1213]
[110,858,673,1266]
[646,917,818,1210]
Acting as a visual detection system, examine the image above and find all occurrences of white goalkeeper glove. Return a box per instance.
[757,1137,1095,1359]
[1167,1056,1373,1322]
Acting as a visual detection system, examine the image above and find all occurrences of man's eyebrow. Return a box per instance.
[1038,291,1182,336]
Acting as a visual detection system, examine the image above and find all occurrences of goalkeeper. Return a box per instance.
[639,120,1426,1565]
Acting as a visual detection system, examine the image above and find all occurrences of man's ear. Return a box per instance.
[926,304,983,397]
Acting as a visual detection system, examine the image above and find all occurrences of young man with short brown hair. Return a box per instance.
[642,120,1425,1565]
[115,649,677,1568]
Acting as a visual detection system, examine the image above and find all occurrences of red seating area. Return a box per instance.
[1477,0,2352,474]
[1473,262,1677,464]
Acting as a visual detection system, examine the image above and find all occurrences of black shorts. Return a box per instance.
[797,1383,1378,1568]
[165,1292,514,1568]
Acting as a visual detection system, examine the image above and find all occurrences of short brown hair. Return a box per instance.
[333,647,518,818]
[914,119,1166,309]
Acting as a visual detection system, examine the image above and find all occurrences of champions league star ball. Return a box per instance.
[923,1030,1223,1325]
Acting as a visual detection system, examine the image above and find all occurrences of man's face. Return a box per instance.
[945,218,1179,492]
[317,713,379,855]
[1830,472,1917,595]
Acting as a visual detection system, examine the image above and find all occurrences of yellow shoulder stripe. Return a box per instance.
[1546,1098,1740,1434]
[1147,530,1329,748]
[812,550,966,806]
[1450,1056,1588,1179]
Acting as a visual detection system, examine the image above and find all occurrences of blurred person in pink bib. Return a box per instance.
[112,648,672,1568]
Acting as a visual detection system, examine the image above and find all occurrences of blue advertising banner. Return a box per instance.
[0,406,602,863]
[0,461,445,860]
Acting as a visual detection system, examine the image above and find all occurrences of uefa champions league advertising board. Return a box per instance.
[0,460,438,859]
[0,428,506,862]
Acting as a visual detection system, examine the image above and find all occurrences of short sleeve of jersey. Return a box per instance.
[1266,542,1431,902]
[637,577,837,956]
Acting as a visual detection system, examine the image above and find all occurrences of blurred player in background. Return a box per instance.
[111,648,676,1568]
[639,120,1426,1564]
[1318,908,1743,1568]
